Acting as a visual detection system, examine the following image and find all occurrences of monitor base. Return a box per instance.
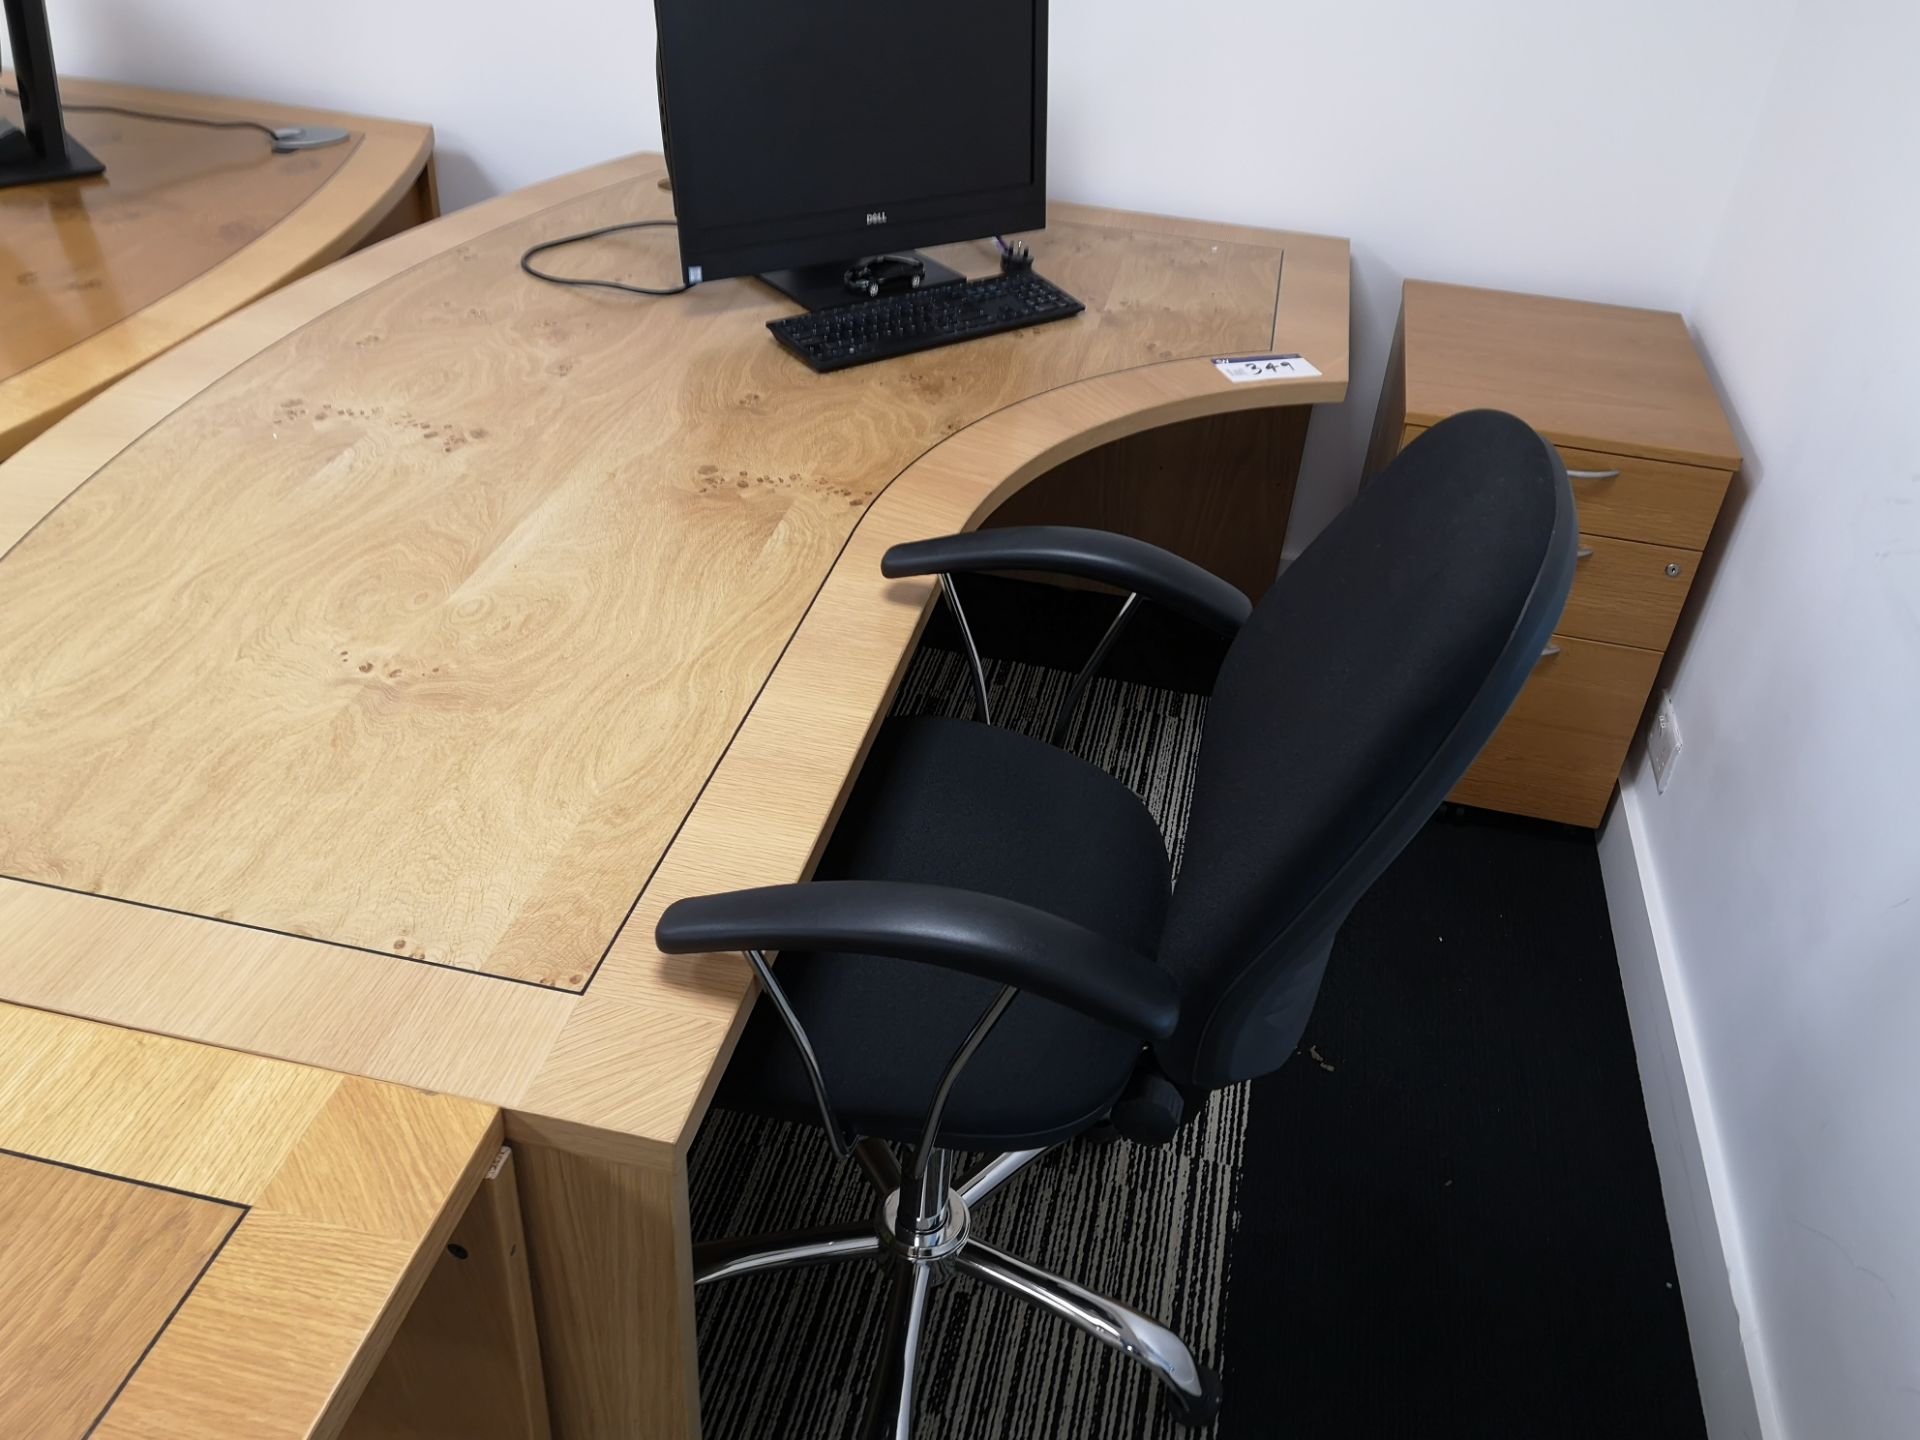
[760,251,966,312]
[271,125,352,153]
[0,120,105,189]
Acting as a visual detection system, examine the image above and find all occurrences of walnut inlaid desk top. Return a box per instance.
[0,74,434,459]
[0,153,1348,1164]
[0,1002,499,1439]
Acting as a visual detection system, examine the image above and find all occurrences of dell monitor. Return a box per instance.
[653,0,1048,311]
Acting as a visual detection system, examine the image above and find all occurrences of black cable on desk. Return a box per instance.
[519,219,691,298]
[2,89,282,144]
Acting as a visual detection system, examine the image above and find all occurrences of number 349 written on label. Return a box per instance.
[1211,353,1321,383]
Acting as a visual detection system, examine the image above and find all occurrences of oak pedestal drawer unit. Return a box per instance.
[1365,281,1740,827]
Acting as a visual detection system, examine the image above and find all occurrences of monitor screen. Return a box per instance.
[656,0,1048,282]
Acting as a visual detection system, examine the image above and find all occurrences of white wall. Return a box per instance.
[1047,0,1789,550]
[34,0,1789,552]
[1611,0,1920,1434]
[1603,805,1769,1440]
[20,0,668,214]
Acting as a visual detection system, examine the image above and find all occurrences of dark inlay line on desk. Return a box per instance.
[0,1145,249,1211]
[0,872,596,994]
[84,1210,248,1439]
[0,1148,248,1439]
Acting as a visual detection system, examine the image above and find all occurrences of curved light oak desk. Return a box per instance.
[0,153,1347,1436]
[0,74,436,459]
[0,1002,500,1439]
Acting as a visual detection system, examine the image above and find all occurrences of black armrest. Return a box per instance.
[882,525,1251,637]
[656,880,1179,1039]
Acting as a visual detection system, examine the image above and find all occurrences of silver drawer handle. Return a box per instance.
[1538,644,1562,660]
[1567,467,1621,480]
[1576,546,1594,560]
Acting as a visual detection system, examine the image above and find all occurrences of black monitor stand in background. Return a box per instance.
[1,0,106,189]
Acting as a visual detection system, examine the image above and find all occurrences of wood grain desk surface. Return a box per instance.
[0,153,1348,1165]
[0,74,433,459]
[0,1002,499,1440]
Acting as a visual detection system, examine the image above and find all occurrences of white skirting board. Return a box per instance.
[1599,767,1778,1440]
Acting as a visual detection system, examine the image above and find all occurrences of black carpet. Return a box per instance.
[1229,805,1705,1438]
[691,578,1706,1439]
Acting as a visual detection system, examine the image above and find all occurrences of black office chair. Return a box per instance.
[658,409,1576,1438]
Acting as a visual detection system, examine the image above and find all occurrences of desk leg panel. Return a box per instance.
[513,1142,701,1440]
[342,1145,553,1440]
[354,164,439,252]
[980,404,1313,600]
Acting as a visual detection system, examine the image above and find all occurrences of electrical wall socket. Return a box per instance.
[1648,690,1683,793]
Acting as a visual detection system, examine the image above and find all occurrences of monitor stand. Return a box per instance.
[0,119,104,188]
[760,251,966,312]
[2,0,107,188]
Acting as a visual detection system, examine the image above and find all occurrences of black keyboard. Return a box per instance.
[768,272,1085,372]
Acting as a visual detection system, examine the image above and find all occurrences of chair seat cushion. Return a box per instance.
[716,715,1174,1148]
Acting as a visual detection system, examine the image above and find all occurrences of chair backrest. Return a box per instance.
[1152,410,1576,1089]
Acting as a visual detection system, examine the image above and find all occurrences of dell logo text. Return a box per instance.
[865,210,888,226]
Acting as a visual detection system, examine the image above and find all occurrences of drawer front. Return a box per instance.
[1401,427,1731,548]
[1450,634,1663,827]
[1554,444,1730,548]
[1560,534,1697,650]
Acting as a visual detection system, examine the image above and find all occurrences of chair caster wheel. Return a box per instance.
[1165,1361,1223,1427]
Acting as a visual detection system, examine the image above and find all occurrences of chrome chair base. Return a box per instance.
[694,1141,1221,1438]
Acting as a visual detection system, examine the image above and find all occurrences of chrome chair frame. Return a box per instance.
[694,949,1218,1438]
[939,570,1140,744]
